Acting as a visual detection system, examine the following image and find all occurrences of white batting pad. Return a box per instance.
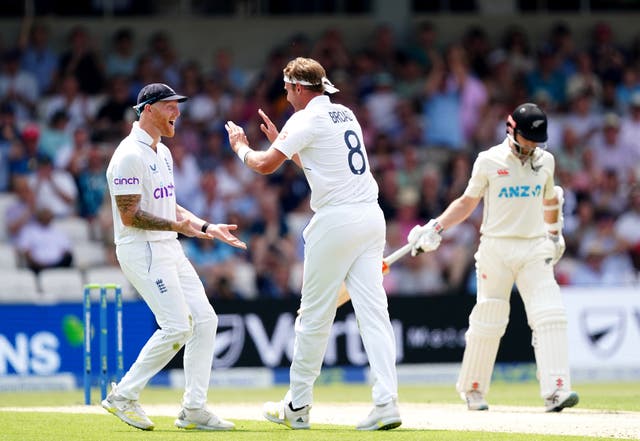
[456,299,510,395]
[527,283,571,398]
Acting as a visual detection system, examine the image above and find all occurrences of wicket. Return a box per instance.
[83,283,124,405]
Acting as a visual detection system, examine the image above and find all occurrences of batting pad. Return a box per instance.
[528,289,571,398]
[457,299,510,395]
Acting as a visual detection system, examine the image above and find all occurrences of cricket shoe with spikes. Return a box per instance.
[463,390,489,411]
[545,390,579,412]
[263,400,311,429]
[175,407,235,430]
[356,400,402,431]
[101,382,154,431]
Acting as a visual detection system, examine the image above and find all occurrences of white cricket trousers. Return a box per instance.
[289,202,398,408]
[115,239,218,409]
[457,235,571,399]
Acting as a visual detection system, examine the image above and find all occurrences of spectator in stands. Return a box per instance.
[526,46,567,108]
[38,109,72,163]
[170,141,202,212]
[0,101,21,191]
[105,28,138,78]
[555,125,584,176]
[209,47,249,94]
[588,112,638,184]
[42,74,99,132]
[188,73,233,132]
[588,21,626,84]
[75,146,108,221]
[566,51,602,104]
[614,185,640,272]
[404,21,440,72]
[392,244,446,296]
[547,21,577,79]
[310,27,351,74]
[16,207,73,273]
[8,123,40,177]
[147,31,180,86]
[190,170,227,223]
[182,237,240,300]
[18,19,59,95]
[28,153,78,218]
[563,87,600,146]
[94,74,136,142]
[620,91,640,158]
[4,174,36,244]
[0,48,38,125]
[447,44,488,146]
[500,25,535,77]
[422,46,465,151]
[568,241,636,286]
[363,72,401,137]
[55,125,92,174]
[58,26,105,95]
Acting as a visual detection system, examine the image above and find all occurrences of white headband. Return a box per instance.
[283,75,339,94]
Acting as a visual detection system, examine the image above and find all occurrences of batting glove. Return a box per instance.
[408,219,443,257]
[547,232,566,265]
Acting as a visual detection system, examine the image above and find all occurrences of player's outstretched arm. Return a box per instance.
[225,120,288,174]
[176,204,247,249]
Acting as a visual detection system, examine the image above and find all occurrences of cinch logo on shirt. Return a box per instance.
[153,183,175,199]
[498,185,542,198]
[113,177,140,185]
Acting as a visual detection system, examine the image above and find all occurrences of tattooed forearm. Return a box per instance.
[115,194,174,231]
[131,210,174,231]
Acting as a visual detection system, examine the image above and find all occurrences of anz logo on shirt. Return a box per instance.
[153,183,175,199]
[498,184,542,198]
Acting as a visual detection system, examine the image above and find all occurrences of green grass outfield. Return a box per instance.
[0,381,639,441]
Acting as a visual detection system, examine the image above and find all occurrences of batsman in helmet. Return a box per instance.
[407,103,578,412]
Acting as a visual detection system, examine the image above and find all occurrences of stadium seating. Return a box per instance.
[51,216,92,243]
[0,242,18,268]
[0,268,40,303]
[0,192,18,241]
[38,267,85,302]
[72,241,107,270]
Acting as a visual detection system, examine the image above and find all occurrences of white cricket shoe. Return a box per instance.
[545,390,579,412]
[101,382,154,431]
[263,400,311,429]
[174,407,235,430]
[356,400,402,431]
[463,390,489,411]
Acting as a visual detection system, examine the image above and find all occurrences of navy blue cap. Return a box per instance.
[133,83,188,116]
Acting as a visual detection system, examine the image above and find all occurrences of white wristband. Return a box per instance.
[236,145,252,164]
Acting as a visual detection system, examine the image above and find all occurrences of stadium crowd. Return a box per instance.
[1,17,640,301]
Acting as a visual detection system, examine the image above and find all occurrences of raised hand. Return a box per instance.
[224,120,249,153]
[258,108,279,143]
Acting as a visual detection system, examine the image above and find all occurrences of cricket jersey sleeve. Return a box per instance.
[109,150,144,196]
[542,153,557,199]
[464,154,488,198]
[272,111,314,159]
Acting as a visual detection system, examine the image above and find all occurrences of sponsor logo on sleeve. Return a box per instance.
[113,177,140,185]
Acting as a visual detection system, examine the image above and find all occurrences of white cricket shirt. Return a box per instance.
[272,95,378,211]
[464,138,556,239]
[106,122,177,245]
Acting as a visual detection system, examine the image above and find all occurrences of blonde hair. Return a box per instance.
[283,57,326,93]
